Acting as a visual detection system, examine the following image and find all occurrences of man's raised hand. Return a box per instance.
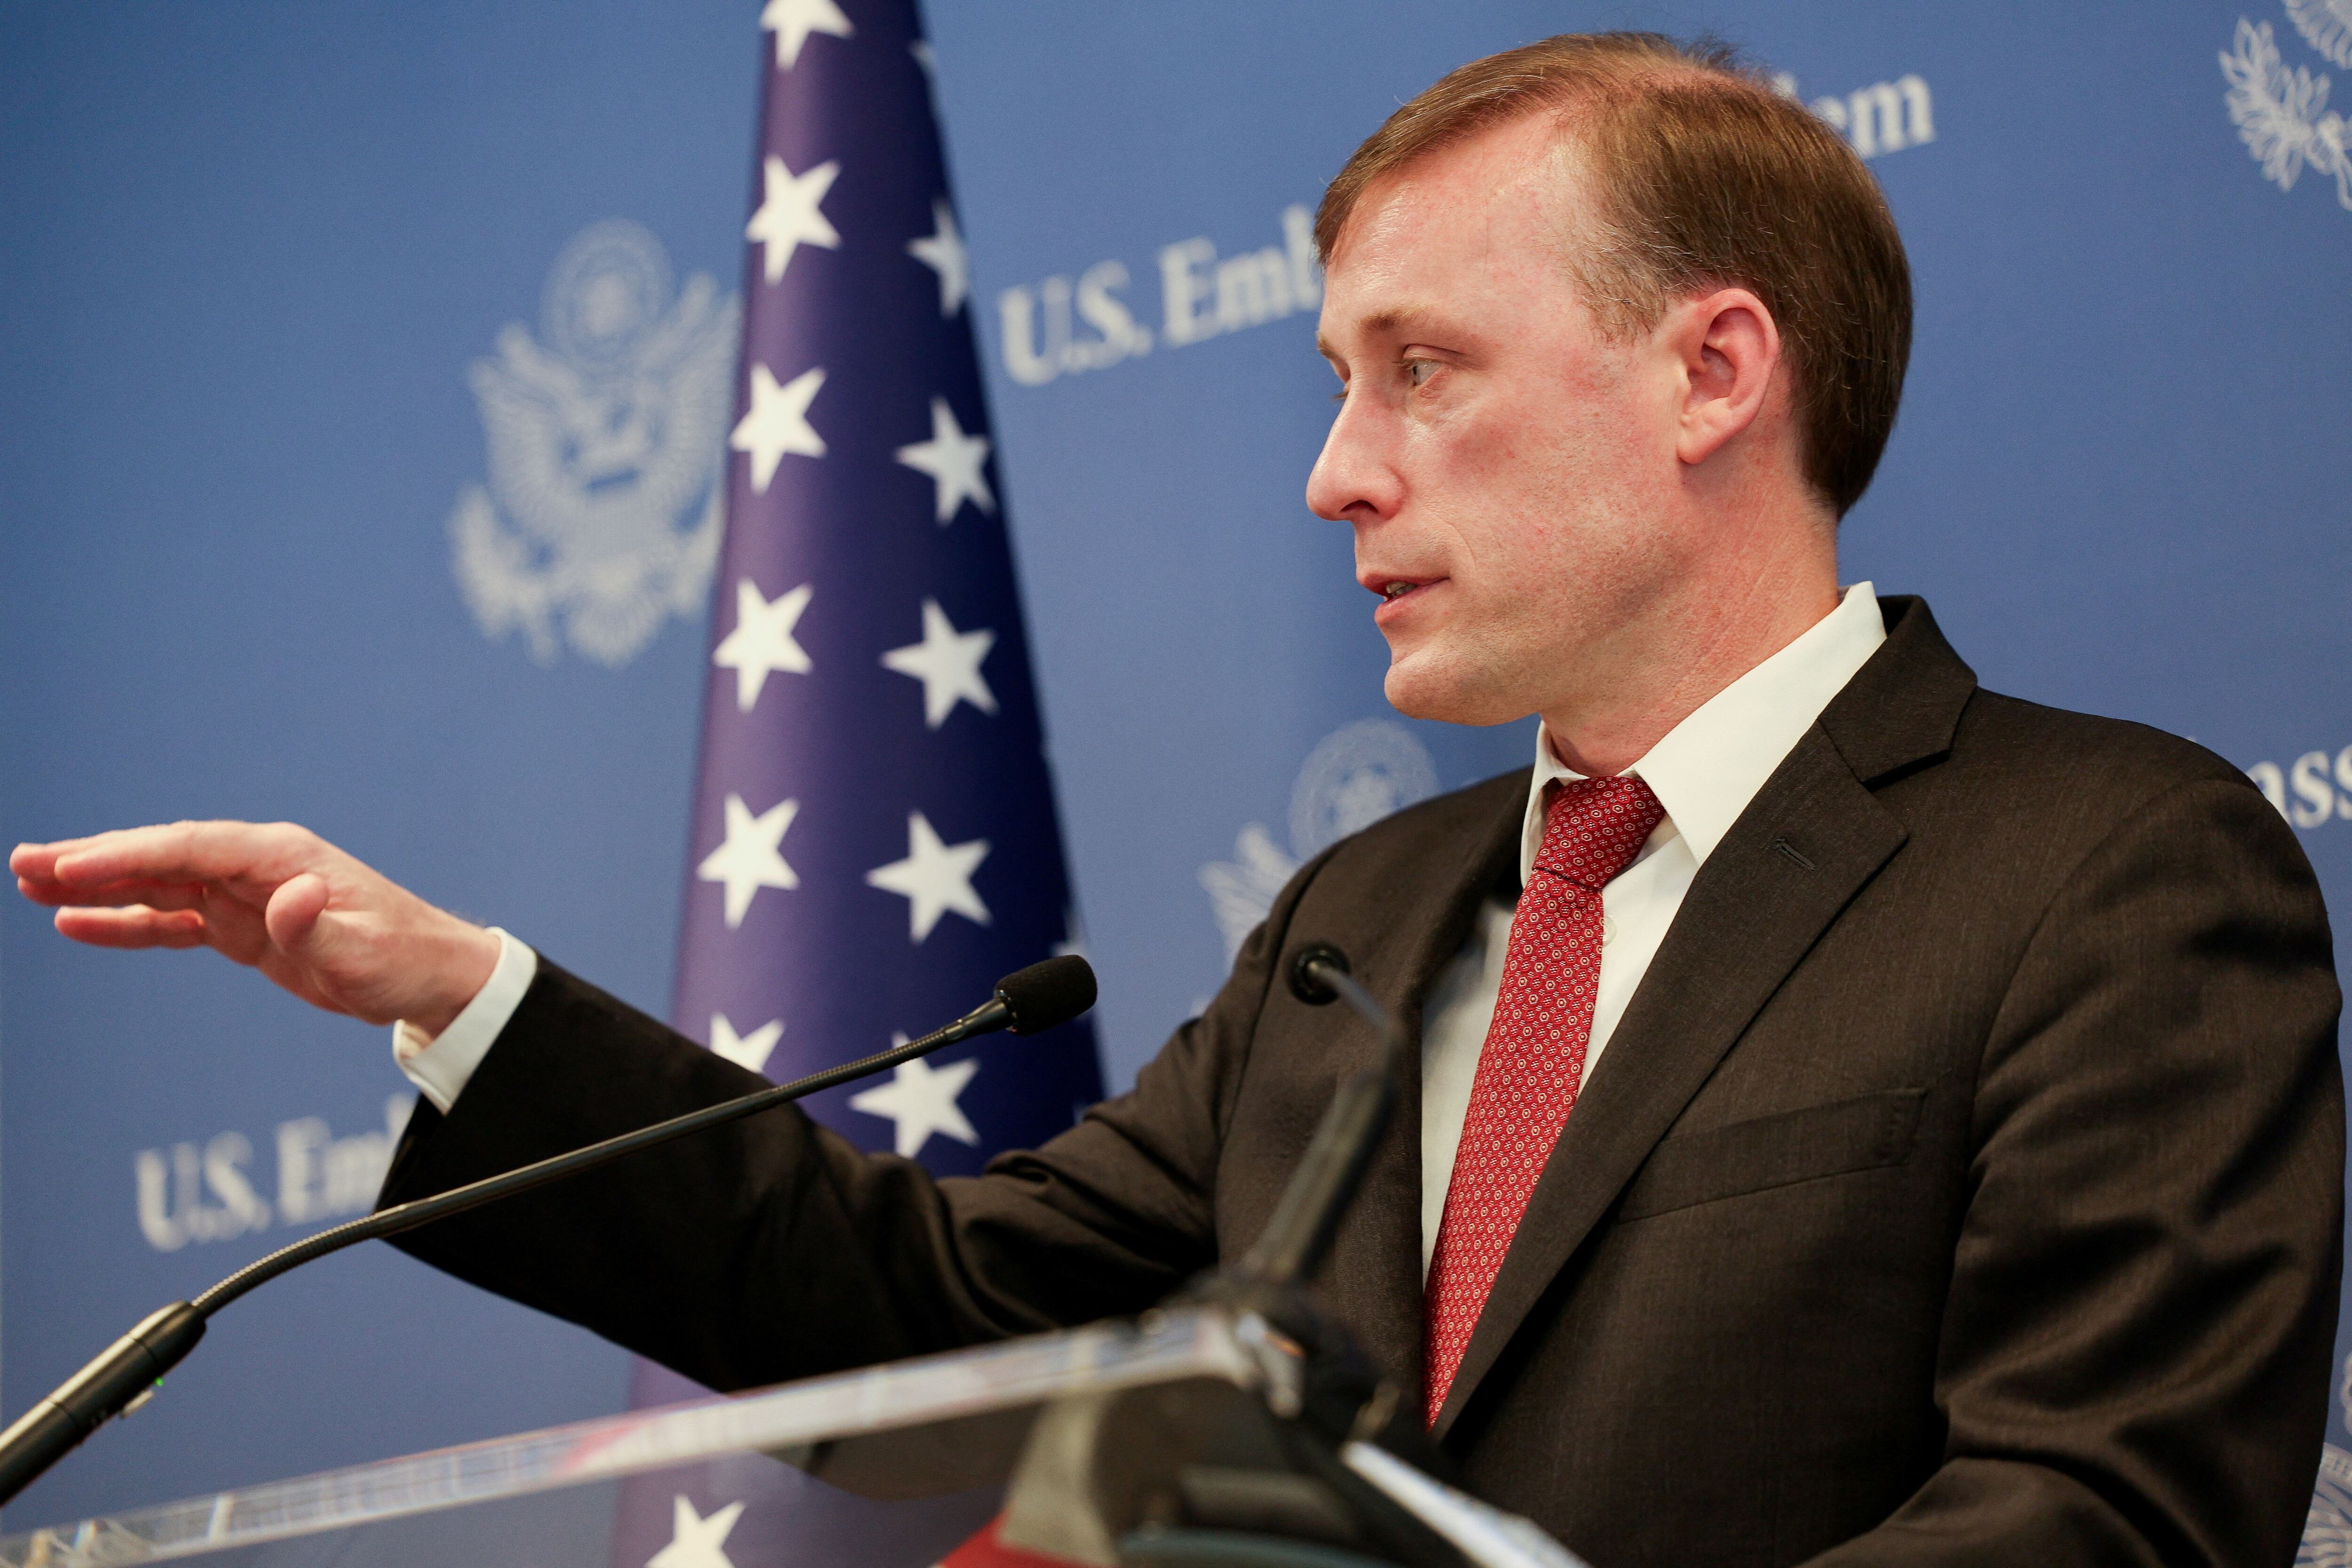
[10,822,500,1037]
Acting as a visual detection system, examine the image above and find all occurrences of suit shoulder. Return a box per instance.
[1958,689,2254,800]
[1914,689,2289,870]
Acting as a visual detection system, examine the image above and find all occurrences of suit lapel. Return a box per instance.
[1430,596,1976,1437]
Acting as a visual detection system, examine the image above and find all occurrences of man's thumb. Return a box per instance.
[264,872,333,954]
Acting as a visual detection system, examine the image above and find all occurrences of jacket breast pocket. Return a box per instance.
[1616,1088,1928,1222]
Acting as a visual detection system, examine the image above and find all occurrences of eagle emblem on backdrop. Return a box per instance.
[448,219,741,666]
[1200,719,1442,965]
[2307,1362,2352,1566]
[2222,1,2352,210]
[2299,1438,2352,1566]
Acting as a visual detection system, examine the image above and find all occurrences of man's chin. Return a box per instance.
[1382,660,1527,728]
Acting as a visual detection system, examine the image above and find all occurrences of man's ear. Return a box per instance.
[1666,287,1781,468]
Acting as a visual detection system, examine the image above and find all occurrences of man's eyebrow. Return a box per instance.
[1318,305,1450,360]
[1360,307,1427,336]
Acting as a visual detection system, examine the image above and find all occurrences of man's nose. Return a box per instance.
[1304,392,1402,524]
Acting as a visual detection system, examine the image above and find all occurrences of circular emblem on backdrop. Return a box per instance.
[541,219,675,369]
[1288,720,1442,860]
[2301,1443,2352,1566]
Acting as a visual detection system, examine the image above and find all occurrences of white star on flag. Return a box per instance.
[648,1495,745,1568]
[906,198,969,316]
[881,598,996,728]
[850,1038,982,1156]
[894,397,994,524]
[710,1014,782,1075]
[746,155,841,285]
[731,363,826,494]
[699,793,800,929]
[759,0,851,71]
[712,577,812,711]
[865,811,989,942]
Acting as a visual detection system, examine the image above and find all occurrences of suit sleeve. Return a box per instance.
[375,847,1337,1394]
[1812,777,2345,1568]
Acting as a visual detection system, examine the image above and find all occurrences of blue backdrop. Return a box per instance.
[4,0,2349,1543]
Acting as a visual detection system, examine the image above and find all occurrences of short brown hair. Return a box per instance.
[1316,33,1911,519]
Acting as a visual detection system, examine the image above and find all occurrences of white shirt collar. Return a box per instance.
[1521,582,1888,885]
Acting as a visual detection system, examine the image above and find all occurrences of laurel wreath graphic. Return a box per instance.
[2224,7,2352,210]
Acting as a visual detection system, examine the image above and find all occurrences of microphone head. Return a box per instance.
[995,955,1097,1035]
[1288,942,1350,1006]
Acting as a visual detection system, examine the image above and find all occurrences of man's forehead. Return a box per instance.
[1352,113,1583,232]
[1316,119,1590,347]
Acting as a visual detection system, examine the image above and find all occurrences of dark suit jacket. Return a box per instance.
[382,597,2345,1566]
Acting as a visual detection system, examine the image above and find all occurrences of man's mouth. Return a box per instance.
[1372,577,1436,605]
[1367,576,1441,626]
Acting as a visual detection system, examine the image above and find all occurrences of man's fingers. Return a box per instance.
[10,841,66,879]
[16,832,127,885]
[16,873,74,906]
[8,834,123,879]
[54,906,209,949]
[41,821,319,891]
[16,875,209,911]
[18,820,451,1024]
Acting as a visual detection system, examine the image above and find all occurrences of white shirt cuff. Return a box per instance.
[390,927,539,1114]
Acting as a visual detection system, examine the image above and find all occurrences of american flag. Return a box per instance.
[615,1,1103,1562]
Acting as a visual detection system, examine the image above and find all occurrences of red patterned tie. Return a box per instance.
[1422,775,1665,1424]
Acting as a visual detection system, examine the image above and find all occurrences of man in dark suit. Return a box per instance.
[14,33,2343,1566]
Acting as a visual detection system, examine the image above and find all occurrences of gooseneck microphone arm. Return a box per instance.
[0,954,1098,1509]
[1231,943,1409,1289]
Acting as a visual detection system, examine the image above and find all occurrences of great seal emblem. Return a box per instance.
[448,219,740,666]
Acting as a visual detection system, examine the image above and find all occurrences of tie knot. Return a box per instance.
[1533,775,1665,889]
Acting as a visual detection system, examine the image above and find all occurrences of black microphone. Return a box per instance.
[0,954,1097,1507]
[1231,942,1408,1288]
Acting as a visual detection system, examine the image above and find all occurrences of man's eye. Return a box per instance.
[1405,359,1438,388]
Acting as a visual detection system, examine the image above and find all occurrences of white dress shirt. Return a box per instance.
[395,585,1889,1275]
[1414,583,1886,1270]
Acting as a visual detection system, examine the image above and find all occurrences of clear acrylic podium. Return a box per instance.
[0,1307,1580,1568]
